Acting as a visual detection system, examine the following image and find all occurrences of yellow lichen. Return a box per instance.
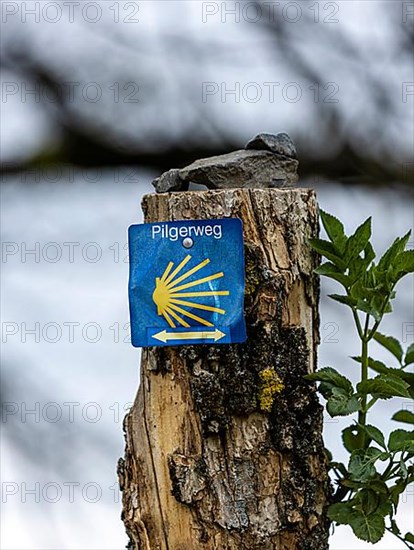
[245,258,260,296]
[258,368,284,412]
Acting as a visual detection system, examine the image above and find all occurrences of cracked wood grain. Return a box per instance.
[119,189,330,550]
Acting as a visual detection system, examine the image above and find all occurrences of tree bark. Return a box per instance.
[119,188,330,550]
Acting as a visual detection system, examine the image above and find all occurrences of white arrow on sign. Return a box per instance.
[152,328,226,343]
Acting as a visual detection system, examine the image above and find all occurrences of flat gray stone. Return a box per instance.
[152,169,188,193]
[179,149,298,190]
[245,133,297,159]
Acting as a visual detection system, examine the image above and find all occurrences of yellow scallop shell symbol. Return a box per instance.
[152,254,229,328]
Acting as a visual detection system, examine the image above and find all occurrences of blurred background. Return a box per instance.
[1,1,413,548]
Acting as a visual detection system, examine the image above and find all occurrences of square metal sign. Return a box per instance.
[128,218,247,347]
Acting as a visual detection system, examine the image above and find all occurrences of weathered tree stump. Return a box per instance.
[119,188,330,550]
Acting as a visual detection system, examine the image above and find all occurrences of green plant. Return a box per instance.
[307,210,414,548]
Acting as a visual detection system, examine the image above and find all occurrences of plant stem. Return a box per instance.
[352,309,364,340]
[382,458,395,479]
[358,337,369,429]
[357,316,371,433]
[367,318,381,342]
[363,314,370,336]
[366,286,396,341]
[385,527,414,549]
[366,397,378,412]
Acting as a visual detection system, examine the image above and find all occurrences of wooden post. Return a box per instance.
[119,188,330,550]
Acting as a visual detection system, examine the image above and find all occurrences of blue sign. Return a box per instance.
[128,218,246,348]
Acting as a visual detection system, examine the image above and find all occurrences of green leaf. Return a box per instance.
[378,231,411,271]
[355,299,381,321]
[405,532,414,544]
[390,481,406,507]
[356,489,380,516]
[377,500,392,518]
[348,257,367,285]
[309,238,346,270]
[314,262,350,287]
[305,367,353,392]
[405,343,414,366]
[364,242,376,264]
[351,356,390,375]
[330,460,348,476]
[390,519,401,536]
[360,424,386,449]
[329,493,387,544]
[395,250,414,279]
[357,374,411,399]
[354,357,414,389]
[324,447,333,462]
[348,448,385,482]
[345,217,372,264]
[403,374,414,400]
[328,502,354,525]
[388,429,414,452]
[327,388,360,417]
[342,426,364,452]
[306,367,360,417]
[349,512,385,543]
[367,358,391,374]
[366,479,389,495]
[400,456,408,479]
[350,277,372,300]
[373,332,403,363]
[393,410,414,424]
[320,210,347,249]
[328,293,357,308]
